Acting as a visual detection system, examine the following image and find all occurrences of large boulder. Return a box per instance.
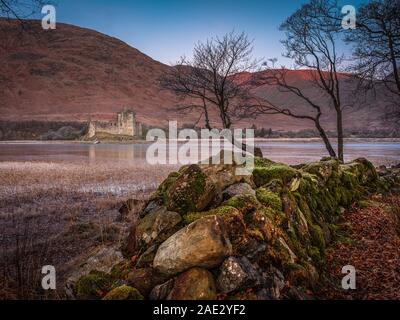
[153,215,232,276]
[167,267,217,300]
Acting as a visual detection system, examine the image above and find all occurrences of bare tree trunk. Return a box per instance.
[202,98,211,130]
[336,109,344,162]
[204,110,211,130]
[315,119,337,158]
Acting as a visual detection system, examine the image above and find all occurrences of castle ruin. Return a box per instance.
[87,109,142,139]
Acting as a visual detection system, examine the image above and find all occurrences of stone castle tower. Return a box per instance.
[87,109,142,138]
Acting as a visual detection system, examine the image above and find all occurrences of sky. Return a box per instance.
[49,0,366,66]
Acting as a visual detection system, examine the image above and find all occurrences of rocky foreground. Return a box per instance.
[65,154,400,300]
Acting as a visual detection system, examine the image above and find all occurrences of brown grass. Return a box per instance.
[0,160,178,299]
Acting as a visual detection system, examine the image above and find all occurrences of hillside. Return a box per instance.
[0,19,395,132]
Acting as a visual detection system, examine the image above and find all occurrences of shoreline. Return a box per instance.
[1,137,400,144]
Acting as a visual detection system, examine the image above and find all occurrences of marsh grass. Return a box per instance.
[0,160,177,299]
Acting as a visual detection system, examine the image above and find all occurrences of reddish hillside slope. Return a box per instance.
[0,19,394,132]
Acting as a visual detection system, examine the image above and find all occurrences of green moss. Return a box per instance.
[253,164,297,187]
[166,165,209,214]
[303,160,339,181]
[270,238,295,266]
[183,206,238,225]
[153,171,180,202]
[75,271,116,299]
[357,200,370,208]
[254,157,275,168]
[285,227,308,260]
[102,285,144,300]
[307,246,323,265]
[259,207,280,220]
[256,188,282,211]
[222,194,260,214]
[309,224,326,251]
[110,261,132,280]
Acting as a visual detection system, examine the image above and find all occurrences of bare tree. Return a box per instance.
[242,69,338,158]
[345,0,400,123]
[160,31,260,129]
[245,0,348,161]
[0,0,49,25]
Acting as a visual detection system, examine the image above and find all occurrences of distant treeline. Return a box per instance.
[147,123,400,139]
[0,121,87,141]
[250,127,400,139]
[0,121,398,141]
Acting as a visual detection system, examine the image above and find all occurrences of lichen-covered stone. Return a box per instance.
[153,215,232,276]
[167,268,217,300]
[216,257,261,294]
[222,183,255,200]
[135,207,182,246]
[102,285,144,300]
[303,159,339,181]
[165,164,216,214]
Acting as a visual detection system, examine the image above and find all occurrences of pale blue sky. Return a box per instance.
[47,0,366,65]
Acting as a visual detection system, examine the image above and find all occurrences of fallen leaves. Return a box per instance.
[318,194,400,300]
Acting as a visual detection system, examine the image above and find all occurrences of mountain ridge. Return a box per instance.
[0,18,394,132]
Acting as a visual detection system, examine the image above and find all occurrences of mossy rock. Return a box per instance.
[253,164,297,187]
[152,171,181,202]
[307,246,323,265]
[183,206,239,225]
[165,164,216,214]
[309,224,326,251]
[102,285,144,300]
[254,157,275,168]
[222,194,260,214]
[74,271,119,300]
[256,188,282,211]
[110,261,133,280]
[303,159,339,181]
[266,238,296,267]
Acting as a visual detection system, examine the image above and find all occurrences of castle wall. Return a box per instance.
[88,110,142,138]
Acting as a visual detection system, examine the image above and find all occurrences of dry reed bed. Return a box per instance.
[0,160,178,299]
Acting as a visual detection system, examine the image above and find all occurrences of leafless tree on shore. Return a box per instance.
[160,31,261,129]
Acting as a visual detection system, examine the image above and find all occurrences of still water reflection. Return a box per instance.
[0,140,399,166]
